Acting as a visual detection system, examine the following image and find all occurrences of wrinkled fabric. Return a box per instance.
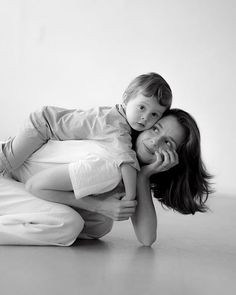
[0,176,83,246]
[0,176,113,245]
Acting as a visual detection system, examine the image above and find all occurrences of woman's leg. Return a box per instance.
[0,176,84,246]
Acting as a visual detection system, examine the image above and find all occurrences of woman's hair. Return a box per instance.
[123,72,172,109]
[149,108,213,215]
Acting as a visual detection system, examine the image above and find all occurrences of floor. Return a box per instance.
[0,194,235,295]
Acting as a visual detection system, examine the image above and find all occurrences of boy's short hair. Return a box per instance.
[123,72,172,109]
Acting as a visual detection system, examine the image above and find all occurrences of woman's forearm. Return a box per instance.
[25,166,105,213]
[25,182,103,213]
[26,183,136,221]
[131,171,157,246]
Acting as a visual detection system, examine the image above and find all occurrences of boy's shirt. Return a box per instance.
[34,105,140,170]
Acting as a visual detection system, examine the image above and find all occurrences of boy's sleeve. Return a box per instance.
[115,150,140,171]
[29,105,105,140]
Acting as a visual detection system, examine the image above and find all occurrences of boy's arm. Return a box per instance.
[120,164,137,201]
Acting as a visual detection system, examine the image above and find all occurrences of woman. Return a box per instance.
[0,109,212,246]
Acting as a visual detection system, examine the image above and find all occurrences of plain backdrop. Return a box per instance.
[0,0,235,196]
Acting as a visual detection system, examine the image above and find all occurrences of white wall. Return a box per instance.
[0,0,235,196]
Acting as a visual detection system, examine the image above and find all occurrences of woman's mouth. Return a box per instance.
[143,143,155,155]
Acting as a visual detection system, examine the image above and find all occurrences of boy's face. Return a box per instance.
[125,93,167,131]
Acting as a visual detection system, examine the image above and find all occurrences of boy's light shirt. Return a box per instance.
[34,105,140,171]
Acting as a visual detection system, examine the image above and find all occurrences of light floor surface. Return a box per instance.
[0,195,235,295]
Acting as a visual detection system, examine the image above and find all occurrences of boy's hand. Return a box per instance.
[122,195,136,201]
[99,194,137,221]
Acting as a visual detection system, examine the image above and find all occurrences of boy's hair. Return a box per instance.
[149,109,214,215]
[123,72,172,109]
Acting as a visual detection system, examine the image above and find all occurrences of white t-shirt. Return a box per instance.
[13,140,123,199]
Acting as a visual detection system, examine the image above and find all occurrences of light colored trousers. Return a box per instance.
[0,177,113,246]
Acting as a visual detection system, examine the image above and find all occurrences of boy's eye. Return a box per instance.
[138,105,145,110]
[152,126,158,133]
[152,113,158,118]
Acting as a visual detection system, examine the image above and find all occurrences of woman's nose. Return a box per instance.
[150,137,166,150]
[150,138,159,147]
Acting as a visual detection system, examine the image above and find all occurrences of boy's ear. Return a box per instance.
[122,92,127,103]
[121,102,127,110]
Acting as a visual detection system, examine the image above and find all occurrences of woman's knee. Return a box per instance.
[59,208,85,246]
[80,215,114,239]
[97,217,113,238]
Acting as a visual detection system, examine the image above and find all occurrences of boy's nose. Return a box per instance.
[141,115,147,122]
[141,116,146,122]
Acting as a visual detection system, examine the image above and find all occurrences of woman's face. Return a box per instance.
[135,115,186,164]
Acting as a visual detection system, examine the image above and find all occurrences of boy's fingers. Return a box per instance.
[121,207,136,213]
[113,193,125,199]
[121,200,137,207]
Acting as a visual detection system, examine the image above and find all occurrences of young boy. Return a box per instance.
[0,72,172,200]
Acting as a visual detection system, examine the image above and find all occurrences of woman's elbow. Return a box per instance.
[25,179,33,192]
[25,179,41,197]
[137,233,157,247]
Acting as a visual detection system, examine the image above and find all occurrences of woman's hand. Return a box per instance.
[141,149,179,178]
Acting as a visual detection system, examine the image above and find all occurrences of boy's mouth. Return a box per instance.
[137,122,145,129]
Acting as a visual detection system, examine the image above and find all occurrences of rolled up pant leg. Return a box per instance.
[0,177,84,246]
[76,208,113,240]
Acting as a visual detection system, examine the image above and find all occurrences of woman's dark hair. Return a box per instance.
[149,108,213,215]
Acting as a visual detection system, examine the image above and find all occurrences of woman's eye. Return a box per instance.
[139,105,145,110]
[152,113,158,118]
[166,141,171,147]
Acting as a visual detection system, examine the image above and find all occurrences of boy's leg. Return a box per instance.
[76,208,113,239]
[0,106,63,173]
[0,176,84,246]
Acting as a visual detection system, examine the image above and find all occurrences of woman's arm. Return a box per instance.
[131,169,157,247]
[25,165,137,221]
[132,149,179,246]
